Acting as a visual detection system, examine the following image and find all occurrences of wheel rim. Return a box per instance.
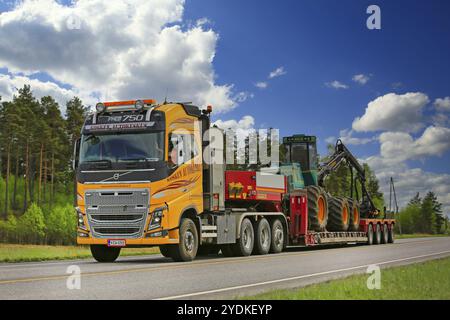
[260,226,270,248]
[342,205,349,224]
[184,230,195,252]
[274,225,283,247]
[317,197,325,224]
[243,226,252,250]
[353,208,359,225]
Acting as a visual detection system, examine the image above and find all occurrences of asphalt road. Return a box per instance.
[1,237,449,300]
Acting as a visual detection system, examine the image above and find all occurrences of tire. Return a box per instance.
[170,218,199,262]
[388,225,395,243]
[159,245,173,258]
[90,245,121,262]
[381,224,389,244]
[307,186,328,231]
[367,224,374,245]
[327,196,350,231]
[253,218,271,255]
[347,198,360,231]
[270,219,285,253]
[197,245,220,256]
[220,244,235,257]
[374,223,382,244]
[231,218,254,256]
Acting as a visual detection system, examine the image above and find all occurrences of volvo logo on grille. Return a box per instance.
[113,173,120,180]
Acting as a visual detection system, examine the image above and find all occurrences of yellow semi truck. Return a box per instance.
[74,99,395,262]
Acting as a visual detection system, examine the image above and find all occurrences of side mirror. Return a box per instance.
[72,138,81,171]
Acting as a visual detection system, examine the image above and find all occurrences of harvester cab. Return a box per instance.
[282,134,318,187]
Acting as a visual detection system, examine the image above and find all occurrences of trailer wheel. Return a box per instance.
[327,196,350,231]
[232,218,254,256]
[90,245,121,263]
[367,224,374,245]
[388,225,395,243]
[347,199,360,231]
[170,218,199,262]
[270,219,285,253]
[159,245,173,258]
[253,218,271,255]
[374,223,382,245]
[307,186,328,231]
[381,224,389,244]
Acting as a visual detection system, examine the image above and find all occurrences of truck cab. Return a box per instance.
[74,100,207,261]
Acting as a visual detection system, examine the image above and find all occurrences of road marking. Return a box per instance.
[155,250,450,300]
[0,237,448,284]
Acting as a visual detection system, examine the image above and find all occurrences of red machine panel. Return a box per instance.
[225,170,286,202]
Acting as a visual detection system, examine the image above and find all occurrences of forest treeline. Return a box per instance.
[0,85,87,244]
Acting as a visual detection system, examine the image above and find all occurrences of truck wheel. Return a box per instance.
[327,196,350,231]
[159,245,173,258]
[374,223,382,244]
[90,245,121,263]
[232,218,254,256]
[381,224,389,244]
[347,198,360,231]
[270,219,285,253]
[307,186,328,231]
[170,218,199,262]
[253,218,271,255]
[220,244,235,257]
[367,224,374,245]
[388,225,395,243]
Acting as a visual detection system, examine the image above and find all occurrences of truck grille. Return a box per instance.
[85,188,149,239]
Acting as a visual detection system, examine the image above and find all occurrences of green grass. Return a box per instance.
[395,233,449,239]
[244,257,450,300]
[0,244,160,262]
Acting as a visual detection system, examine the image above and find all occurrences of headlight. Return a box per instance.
[148,208,164,231]
[76,208,87,230]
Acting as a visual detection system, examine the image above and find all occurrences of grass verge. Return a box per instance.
[0,244,160,262]
[396,233,449,239]
[243,257,450,300]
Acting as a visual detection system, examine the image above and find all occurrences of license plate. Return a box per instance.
[107,239,126,247]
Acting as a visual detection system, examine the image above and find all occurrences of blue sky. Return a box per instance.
[185,0,450,156]
[0,0,449,212]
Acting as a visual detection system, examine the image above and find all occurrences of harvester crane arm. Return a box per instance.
[318,139,378,216]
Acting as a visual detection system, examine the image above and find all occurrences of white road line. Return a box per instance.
[155,250,450,300]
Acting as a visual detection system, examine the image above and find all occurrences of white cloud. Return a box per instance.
[233,91,254,103]
[379,126,450,163]
[213,115,255,131]
[0,0,236,113]
[325,80,349,90]
[0,73,96,113]
[338,129,375,145]
[269,67,286,79]
[255,82,268,89]
[434,97,450,111]
[352,74,370,85]
[352,92,429,132]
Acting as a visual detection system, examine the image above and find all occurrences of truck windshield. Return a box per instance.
[79,132,164,164]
